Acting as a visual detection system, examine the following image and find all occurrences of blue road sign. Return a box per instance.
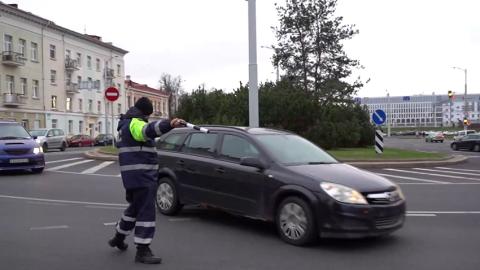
[403,96,411,101]
[372,109,386,125]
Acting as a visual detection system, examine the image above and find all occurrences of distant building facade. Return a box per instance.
[125,76,169,121]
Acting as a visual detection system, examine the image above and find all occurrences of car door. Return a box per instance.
[175,132,220,204]
[46,129,57,148]
[207,133,266,216]
[459,135,472,149]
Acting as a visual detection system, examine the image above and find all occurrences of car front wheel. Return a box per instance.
[451,143,458,151]
[156,177,182,216]
[60,142,67,151]
[276,196,316,246]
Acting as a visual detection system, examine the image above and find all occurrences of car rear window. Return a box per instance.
[183,133,218,156]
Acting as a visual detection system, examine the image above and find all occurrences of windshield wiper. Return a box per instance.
[307,161,336,165]
[0,136,30,140]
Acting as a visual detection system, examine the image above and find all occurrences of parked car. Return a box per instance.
[0,121,45,173]
[425,132,444,143]
[450,134,480,151]
[94,134,115,146]
[29,128,68,152]
[68,135,95,147]
[453,130,476,141]
[153,126,406,245]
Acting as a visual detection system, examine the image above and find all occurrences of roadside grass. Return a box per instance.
[98,146,118,155]
[327,147,447,161]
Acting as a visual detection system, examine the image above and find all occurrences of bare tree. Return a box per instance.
[159,73,183,117]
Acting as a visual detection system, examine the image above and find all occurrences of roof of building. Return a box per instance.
[125,79,168,97]
[0,2,128,54]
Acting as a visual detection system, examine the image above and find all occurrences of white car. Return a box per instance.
[453,130,476,141]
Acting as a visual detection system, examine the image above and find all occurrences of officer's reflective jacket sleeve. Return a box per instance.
[129,118,147,142]
[129,118,173,142]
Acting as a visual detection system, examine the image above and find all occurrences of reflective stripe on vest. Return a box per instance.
[118,146,156,154]
[120,164,159,172]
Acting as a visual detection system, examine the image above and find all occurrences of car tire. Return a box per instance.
[156,177,183,216]
[31,167,44,174]
[42,143,48,153]
[451,143,458,151]
[60,142,67,151]
[474,145,480,152]
[276,196,316,246]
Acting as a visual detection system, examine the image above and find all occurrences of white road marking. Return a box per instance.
[376,173,450,184]
[85,205,125,210]
[384,168,480,182]
[81,161,115,174]
[406,214,437,217]
[0,194,127,207]
[27,201,67,206]
[397,182,480,185]
[47,159,94,171]
[414,168,480,177]
[436,167,480,173]
[30,225,69,231]
[46,170,121,178]
[103,222,117,226]
[168,218,194,222]
[407,211,480,214]
[45,157,83,164]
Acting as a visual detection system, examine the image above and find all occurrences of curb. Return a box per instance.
[84,149,469,169]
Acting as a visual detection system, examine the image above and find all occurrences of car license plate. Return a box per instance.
[9,159,29,164]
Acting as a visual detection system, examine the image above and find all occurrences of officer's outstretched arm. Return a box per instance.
[129,118,173,142]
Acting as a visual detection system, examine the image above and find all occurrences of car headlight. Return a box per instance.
[35,138,41,144]
[320,182,368,204]
[395,184,405,200]
[33,147,43,154]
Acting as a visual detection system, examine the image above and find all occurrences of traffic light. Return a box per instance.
[464,118,469,126]
[448,90,453,99]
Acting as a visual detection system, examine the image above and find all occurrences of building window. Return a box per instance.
[87,55,92,69]
[4,34,13,52]
[21,120,29,129]
[78,98,83,112]
[65,49,71,58]
[117,64,121,76]
[118,103,122,114]
[97,101,102,113]
[77,76,82,85]
[50,70,57,84]
[32,80,39,98]
[49,44,56,59]
[6,75,14,94]
[79,121,84,134]
[87,77,93,89]
[76,53,82,67]
[127,96,131,108]
[18,39,26,57]
[68,120,73,134]
[96,58,100,71]
[20,78,27,95]
[52,119,58,129]
[51,95,57,109]
[34,120,40,129]
[88,99,93,112]
[66,97,71,111]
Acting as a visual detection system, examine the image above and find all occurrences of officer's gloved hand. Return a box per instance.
[170,118,186,128]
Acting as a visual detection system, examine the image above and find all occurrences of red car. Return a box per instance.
[68,134,95,147]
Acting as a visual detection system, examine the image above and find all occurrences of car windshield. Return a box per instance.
[0,124,32,140]
[71,135,82,139]
[29,130,47,136]
[254,134,338,165]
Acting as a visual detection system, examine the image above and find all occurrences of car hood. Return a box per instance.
[0,138,38,148]
[286,163,396,193]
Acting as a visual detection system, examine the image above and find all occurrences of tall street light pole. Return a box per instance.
[247,0,259,128]
[452,67,467,131]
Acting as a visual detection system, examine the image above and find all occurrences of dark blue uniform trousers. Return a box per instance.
[116,185,157,245]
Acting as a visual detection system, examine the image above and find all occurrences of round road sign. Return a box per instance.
[105,87,119,102]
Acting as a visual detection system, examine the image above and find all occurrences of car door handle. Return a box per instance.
[215,167,225,174]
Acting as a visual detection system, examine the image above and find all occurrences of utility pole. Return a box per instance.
[247,0,259,127]
[452,67,468,131]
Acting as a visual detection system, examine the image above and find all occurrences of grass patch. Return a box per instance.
[98,146,118,155]
[327,147,447,161]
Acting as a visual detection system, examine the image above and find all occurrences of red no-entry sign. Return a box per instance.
[105,87,119,102]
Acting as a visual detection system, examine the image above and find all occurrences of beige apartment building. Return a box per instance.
[125,76,169,121]
[0,3,128,137]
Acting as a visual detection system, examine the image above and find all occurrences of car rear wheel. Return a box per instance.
[156,177,182,216]
[42,143,48,153]
[60,142,67,151]
[451,143,458,151]
[276,196,316,246]
[474,145,480,152]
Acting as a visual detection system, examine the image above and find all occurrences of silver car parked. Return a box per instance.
[29,128,68,152]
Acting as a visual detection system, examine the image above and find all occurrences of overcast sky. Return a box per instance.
[12,0,480,98]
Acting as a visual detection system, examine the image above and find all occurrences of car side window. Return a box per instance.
[220,134,259,161]
[53,129,60,136]
[159,133,186,151]
[47,130,54,137]
[183,133,218,156]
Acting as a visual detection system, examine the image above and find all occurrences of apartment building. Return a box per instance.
[0,3,128,137]
[125,76,169,121]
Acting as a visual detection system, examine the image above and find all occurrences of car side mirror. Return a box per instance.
[240,157,266,170]
[32,136,37,139]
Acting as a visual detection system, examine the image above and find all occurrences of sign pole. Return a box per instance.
[372,109,387,155]
[375,129,384,154]
[104,87,120,147]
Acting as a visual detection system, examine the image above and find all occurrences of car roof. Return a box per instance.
[172,125,293,135]
[0,121,20,125]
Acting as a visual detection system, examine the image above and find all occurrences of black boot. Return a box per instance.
[108,232,128,251]
[135,244,162,264]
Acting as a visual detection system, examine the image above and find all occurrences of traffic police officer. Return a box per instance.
[108,97,184,264]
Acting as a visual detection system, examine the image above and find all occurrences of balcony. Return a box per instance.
[65,57,79,71]
[3,93,25,107]
[104,68,114,79]
[1,51,25,67]
[66,83,79,94]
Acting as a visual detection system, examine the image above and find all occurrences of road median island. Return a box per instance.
[84,146,467,168]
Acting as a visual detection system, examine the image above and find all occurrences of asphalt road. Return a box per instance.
[0,147,479,270]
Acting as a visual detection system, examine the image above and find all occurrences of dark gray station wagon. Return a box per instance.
[155,126,406,245]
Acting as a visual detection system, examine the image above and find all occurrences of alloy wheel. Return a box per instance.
[157,183,174,211]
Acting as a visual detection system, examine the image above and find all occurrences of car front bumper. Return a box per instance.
[0,154,45,171]
[314,192,406,238]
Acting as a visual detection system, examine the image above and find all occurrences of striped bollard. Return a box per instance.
[375,129,384,154]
